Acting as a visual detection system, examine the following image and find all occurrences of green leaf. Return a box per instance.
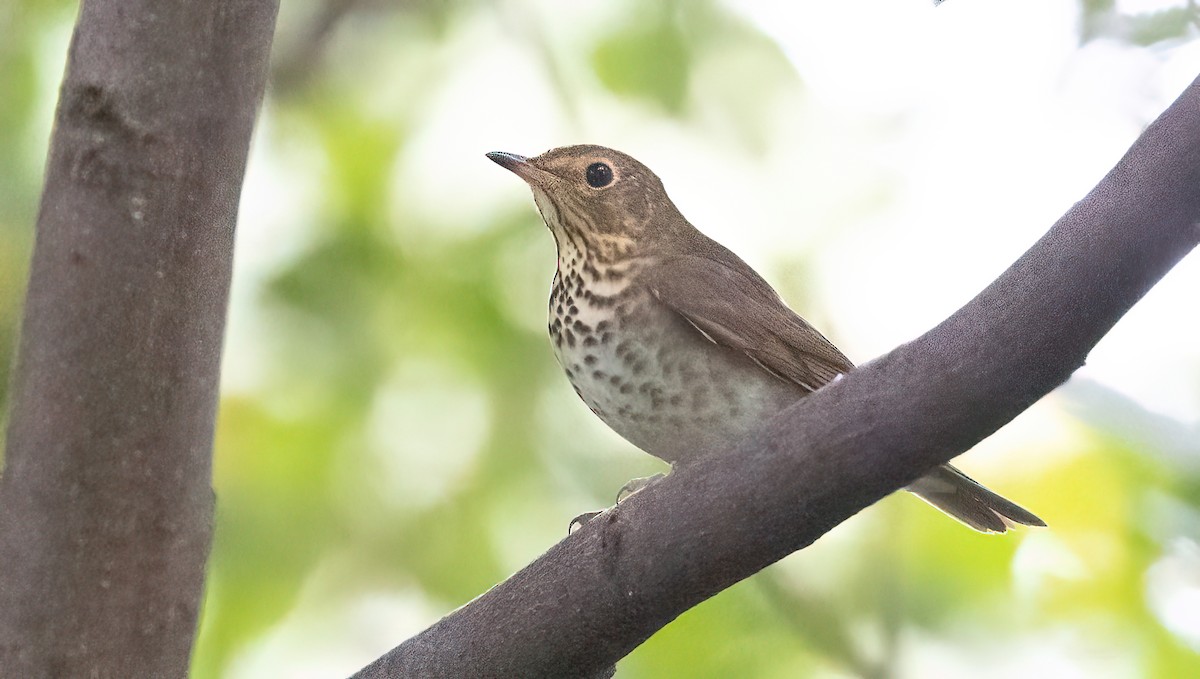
[592,18,690,114]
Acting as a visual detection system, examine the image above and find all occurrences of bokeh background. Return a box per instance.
[3,0,1200,677]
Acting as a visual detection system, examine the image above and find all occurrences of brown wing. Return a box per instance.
[642,253,853,392]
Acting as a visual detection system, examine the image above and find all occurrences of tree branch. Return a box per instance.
[352,74,1200,678]
[0,0,277,675]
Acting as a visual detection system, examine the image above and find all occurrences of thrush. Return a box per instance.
[487,144,1044,533]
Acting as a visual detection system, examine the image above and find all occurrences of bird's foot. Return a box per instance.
[615,472,666,504]
[569,472,668,533]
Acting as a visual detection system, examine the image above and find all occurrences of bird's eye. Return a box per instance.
[585,162,613,188]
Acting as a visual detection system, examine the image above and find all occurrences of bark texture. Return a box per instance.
[353,75,1200,678]
[0,0,278,676]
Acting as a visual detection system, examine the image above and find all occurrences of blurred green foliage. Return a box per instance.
[1,1,1199,677]
[592,4,691,113]
[1079,0,1200,46]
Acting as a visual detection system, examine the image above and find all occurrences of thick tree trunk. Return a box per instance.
[0,1,277,676]
[352,74,1200,678]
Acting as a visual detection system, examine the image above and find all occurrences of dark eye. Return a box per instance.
[585,162,613,188]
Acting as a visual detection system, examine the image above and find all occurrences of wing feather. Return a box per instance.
[644,254,852,392]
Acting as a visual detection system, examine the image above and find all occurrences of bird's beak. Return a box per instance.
[486,151,553,186]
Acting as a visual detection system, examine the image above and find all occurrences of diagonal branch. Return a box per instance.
[353,74,1200,678]
[0,0,277,675]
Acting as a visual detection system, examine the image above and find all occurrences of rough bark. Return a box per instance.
[0,0,278,676]
[353,75,1200,678]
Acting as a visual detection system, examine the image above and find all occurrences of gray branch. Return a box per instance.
[353,75,1200,678]
[0,0,277,676]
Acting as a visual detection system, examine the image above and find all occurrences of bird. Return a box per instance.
[486,144,1044,533]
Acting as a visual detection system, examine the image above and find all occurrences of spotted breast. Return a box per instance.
[548,252,801,465]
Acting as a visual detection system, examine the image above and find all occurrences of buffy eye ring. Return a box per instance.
[585,162,613,188]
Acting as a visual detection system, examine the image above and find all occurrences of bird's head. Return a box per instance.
[487,145,681,261]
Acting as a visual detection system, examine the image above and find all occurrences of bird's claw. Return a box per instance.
[615,472,666,503]
[569,510,604,534]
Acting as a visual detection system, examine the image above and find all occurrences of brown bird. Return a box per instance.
[487,144,1044,533]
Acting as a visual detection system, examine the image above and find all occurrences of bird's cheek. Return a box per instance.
[622,199,651,233]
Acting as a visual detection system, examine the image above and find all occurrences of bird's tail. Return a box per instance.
[906,464,1045,534]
